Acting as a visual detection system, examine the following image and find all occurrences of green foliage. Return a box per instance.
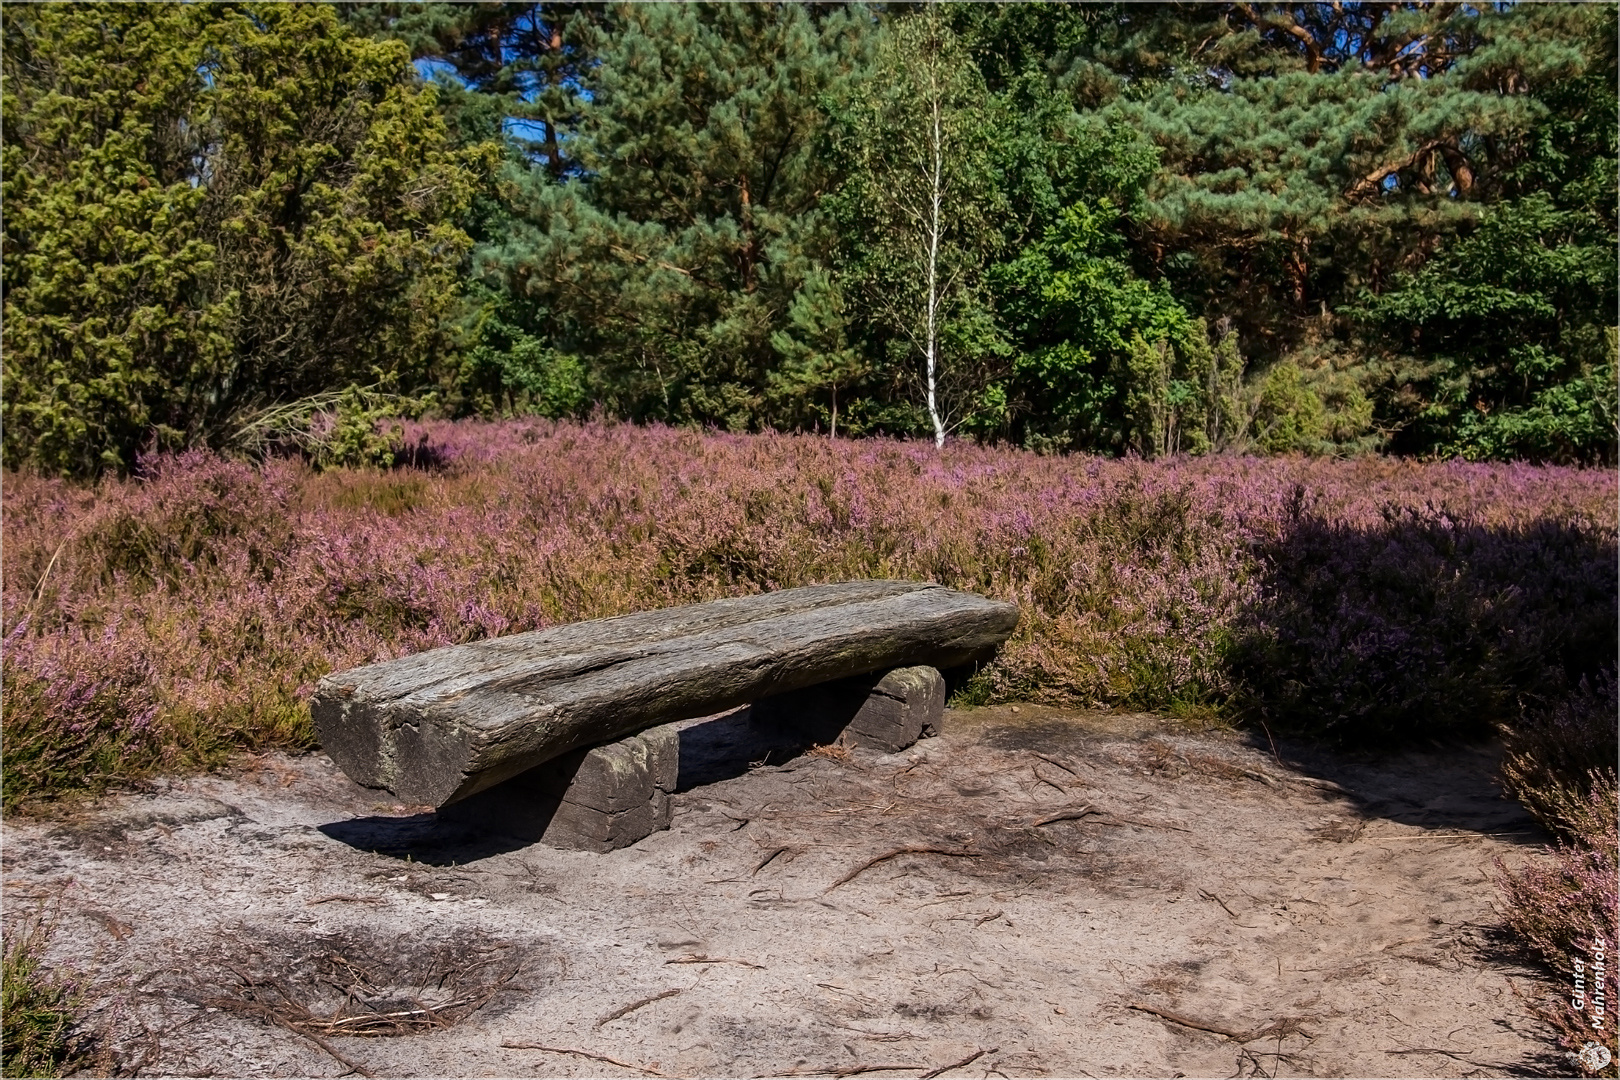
[1072,2,1617,462]
[1177,319,1249,455]
[1,917,81,1079]
[1251,362,1326,455]
[230,380,437,470]
[993,196,1190,451]
[473,3,874,432]
[1099,6,1598,339]
[1360,191,1618,463]
[338,2,599,175]
[824,8,1011,443]
[409,1,1613,464]
[1115,54,1487,359]
[1,3,489,476]
[3,1,1611,467]
[1118,320,1249,459]
[454,285,589,419]
[316,390,416,472]
[767,270,870,436]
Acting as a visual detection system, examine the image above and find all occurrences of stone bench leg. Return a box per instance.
[752,665,946,754]
[438,724,678,853]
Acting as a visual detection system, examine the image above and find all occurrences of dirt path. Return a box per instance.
[2,706,1560,1078]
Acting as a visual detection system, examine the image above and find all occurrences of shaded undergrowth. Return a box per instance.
[1234,494,1616,746]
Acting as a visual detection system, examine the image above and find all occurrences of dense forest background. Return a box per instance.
[4,1,1616,476]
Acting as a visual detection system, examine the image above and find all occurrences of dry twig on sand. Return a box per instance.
[664,954,763,968]
[1197,888,1244,921]
[1125,1001,1253,1041]
[1105,814,1191,832]
[1383,1045,1514,1069]
[502,1042,668,1075]
[1035,804,1191,833]
[199,939,520,1056]
[753,846,791,874]
[594,988,682,1028]
[1286,775,1356,796]
[1030,766,1068,793]
[1031,803,1098,827]
[919,1046,997,1078]
[85,911,135,939]
[1032,752,1081,778]
[826,847,981,892]
[761,1064,921,1077]
[306,895,386,906]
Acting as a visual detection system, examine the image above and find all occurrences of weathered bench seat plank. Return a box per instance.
[313,580,1018,807]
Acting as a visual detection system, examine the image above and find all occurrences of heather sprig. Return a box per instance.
[1,912,85,1078]
[1503,673,1620,839]
[1,619,164,811]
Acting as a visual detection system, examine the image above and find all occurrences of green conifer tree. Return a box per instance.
[1354,4,1618,463]
[2,3,488,474]
[477,2,874,430]
[337,2,599,176]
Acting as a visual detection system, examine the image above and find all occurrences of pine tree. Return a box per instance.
[767,270,867,437]
[337,2,600,177]
[1305,2,1619,463]
[1354,1,1617,464]
[477,2,875,430]
[1098,3,1589,358]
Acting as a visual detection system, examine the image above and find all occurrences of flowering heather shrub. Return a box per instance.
[1495,776,1620,1077]
[1503,673,1620,839]
[1,420,1614,811]
[1,620,163,807]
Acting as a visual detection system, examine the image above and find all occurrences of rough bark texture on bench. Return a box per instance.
[754,665,946,754]
[313,581,1018,807]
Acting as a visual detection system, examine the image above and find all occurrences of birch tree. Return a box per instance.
[830,9,1004,447]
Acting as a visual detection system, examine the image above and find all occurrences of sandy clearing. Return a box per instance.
[2,705,1560,1078]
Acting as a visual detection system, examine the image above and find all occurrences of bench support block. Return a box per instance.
[754,665,946,754]
[438,724,678,853]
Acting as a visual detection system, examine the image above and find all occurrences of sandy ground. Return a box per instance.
[2,705,1564,1079]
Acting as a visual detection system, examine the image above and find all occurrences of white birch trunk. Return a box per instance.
[924,82,946,449]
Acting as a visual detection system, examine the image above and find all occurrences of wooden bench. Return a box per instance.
[312,580,1019,851]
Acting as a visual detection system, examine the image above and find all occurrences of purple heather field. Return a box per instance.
[2,418,1614,799]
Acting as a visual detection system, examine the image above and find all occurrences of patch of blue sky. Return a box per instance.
[415,57,460,82]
